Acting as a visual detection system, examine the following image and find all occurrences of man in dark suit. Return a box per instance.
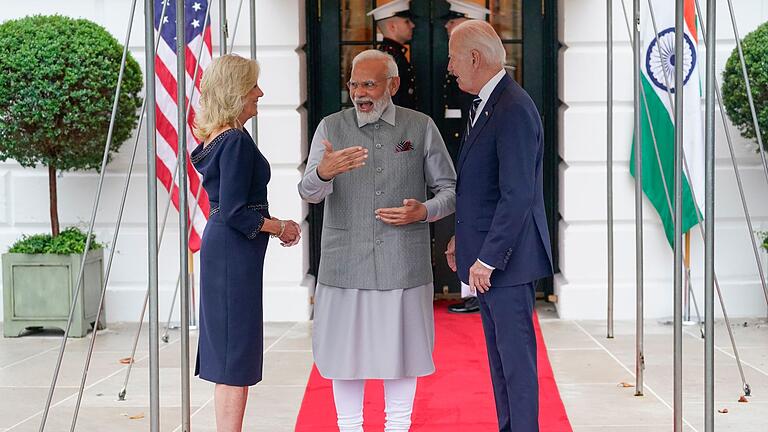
[445,20,553,432]
[440,0,490,314]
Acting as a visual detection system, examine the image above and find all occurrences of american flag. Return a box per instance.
[154,0,212,252]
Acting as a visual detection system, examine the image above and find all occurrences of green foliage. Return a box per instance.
[8,227,102,255]
[760,231,768,253]
[0,15,143,171]
[722,21,768,151]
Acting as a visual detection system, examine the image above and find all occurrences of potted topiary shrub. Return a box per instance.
[3,228,106,337]
[0,15,142,337]
[722,21,768,152]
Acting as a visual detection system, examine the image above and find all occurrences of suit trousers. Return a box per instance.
[477,281,539,432]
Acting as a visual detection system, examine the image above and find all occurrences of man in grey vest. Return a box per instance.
[298,49,456,432]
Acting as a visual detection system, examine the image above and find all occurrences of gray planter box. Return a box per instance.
[2,250,106,337]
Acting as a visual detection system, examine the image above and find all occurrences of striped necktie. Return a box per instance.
[462,97,482,146]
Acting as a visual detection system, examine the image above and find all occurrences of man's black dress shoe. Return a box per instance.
[448,297,480,314]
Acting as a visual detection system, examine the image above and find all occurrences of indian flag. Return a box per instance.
[631,0,704,246]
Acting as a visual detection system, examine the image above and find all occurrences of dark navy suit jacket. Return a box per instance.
[455,73,553,287]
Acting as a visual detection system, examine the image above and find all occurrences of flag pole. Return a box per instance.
[606,0,615,340]
[175,0,192,430]
[219,0,228,55]
[143,0,161,429]
[704,0,717,429]
[673,0,685,429]
[631,0,645,397]
[683,232,693,323]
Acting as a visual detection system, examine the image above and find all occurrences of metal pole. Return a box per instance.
[704,0,716,429]
[607,0,615,340]
[120,1,211,398]
[693,0,768,308]
[144,0,161,429]
[228,0,245,53]
[68,1,143,425]
[673,0,685,429]
[632,0,645,397]
[219,0,228,55]
[175,1,192,430]
[694,0,755,396]
[250,0,258,141]
[621,0,751,396]
[725,0,768,187]
[37,0,139,429]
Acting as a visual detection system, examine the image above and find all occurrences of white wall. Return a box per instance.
[557,0,768,319]
[0,0,311,323]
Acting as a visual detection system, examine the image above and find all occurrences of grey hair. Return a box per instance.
[452,20,506,68]
[351,49,399,77]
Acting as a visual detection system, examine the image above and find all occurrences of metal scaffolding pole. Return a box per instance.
[673,0,685,430]
[175,1,192,431]
[250,0,259,141]
[69,2,144,427]
[229,0,245,53]
[632,0,645,397]
[693,0,768,308]
[703,0,716,429]
[724,0,768,187]
[723,0,768,306]
[144,0,161,429]
[37,1,140,429]
[219,0,228,55]
[692,0,755,397]
[645,0,751,395]
[607,0,615,340]
[119,0,212,400]
[115,0,172,402]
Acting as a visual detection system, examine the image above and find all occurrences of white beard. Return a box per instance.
[354,92,392,125]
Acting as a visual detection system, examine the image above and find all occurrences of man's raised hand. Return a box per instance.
[316,139,368,181]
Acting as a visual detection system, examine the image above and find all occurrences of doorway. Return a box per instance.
[304,0,559,296]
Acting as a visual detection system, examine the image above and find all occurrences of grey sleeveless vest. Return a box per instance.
[318,106,433,290]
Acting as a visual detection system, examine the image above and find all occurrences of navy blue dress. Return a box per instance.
[191,128,271,386]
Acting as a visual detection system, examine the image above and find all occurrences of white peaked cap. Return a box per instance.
[446,0,490,20]
[367,0,412,21]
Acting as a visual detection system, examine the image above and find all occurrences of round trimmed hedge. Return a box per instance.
[721,21,768,151]
[0,15,143,235]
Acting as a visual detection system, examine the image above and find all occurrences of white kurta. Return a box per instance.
[299,103,453,379]
[312,282,435,379]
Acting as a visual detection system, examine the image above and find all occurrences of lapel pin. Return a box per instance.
[484,111,489,116]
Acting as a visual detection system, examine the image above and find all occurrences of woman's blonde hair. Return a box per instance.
[194,54,260,142]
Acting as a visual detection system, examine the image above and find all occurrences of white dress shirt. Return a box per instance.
[471,68,507,127]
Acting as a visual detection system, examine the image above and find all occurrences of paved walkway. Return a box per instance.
[1,303,765,431]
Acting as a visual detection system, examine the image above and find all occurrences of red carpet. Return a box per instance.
[295,301,572,431]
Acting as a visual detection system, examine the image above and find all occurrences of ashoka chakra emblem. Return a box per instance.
[645,27,697,93]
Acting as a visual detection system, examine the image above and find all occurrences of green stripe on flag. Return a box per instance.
[630,77,701,247]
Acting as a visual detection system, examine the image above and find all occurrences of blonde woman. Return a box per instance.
[191,54,301,432]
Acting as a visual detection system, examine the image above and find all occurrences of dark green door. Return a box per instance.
[305,0,559,296]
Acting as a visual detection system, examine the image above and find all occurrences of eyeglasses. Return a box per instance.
[346,77,393,91]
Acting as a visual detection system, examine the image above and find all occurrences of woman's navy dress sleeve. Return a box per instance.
[190,128,271,386]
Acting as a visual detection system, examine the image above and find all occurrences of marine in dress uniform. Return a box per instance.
[368,0,418,109]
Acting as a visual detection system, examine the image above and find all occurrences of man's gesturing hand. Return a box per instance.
[316,140,368,181]
[375,199,428,226]
[445,235,457,272]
